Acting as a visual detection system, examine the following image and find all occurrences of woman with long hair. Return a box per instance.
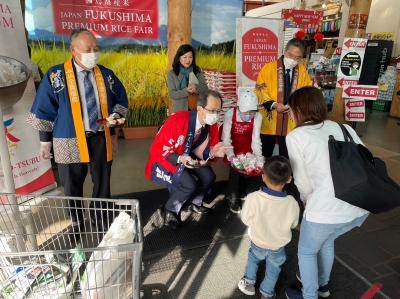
[167,44,208,113]
[284,87,369,299]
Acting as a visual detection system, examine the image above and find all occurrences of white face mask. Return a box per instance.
[204,113,218,125]
[240,113,254,122]
[79,52,99,69]
[284,57,298,69]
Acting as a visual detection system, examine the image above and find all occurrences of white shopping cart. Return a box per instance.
[0,194,142,299]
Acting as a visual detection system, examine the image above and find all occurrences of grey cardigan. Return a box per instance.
[167,69,209,112]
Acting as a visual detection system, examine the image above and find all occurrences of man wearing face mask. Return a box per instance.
[27,28,128,230]
[221,90,263,213]
[145,90,229,229]
[255,38,312,159]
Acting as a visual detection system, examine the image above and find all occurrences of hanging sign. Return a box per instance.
[52,0,159,39]
[336,37,368,87]
[344,99,366,122]
[281,9,323,32]
[348,13,368,30]
[236,17,283,87]
[342,84,378,100]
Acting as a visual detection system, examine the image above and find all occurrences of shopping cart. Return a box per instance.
[0,194,143,299]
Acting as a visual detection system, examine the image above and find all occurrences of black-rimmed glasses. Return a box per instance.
[203,107,221,114]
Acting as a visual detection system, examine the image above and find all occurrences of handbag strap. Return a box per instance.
[338,123,355,143]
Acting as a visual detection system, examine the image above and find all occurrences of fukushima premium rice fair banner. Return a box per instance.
[0,1,56,195]
[52,0,159,39]
[236,17,284,87]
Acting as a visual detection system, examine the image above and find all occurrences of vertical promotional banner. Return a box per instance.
[236,17,283,87]
[52,0,159,39]
[0,1,56,195]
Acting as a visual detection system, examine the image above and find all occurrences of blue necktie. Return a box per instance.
[284,69,291,104]
[83,71,99,131]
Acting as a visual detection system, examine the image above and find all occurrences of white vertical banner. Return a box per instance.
[0,1,56,195]
[236,17,284,88]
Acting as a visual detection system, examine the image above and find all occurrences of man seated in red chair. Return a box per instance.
[145,90,230,229]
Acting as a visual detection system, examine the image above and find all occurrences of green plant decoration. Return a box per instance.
[125,104,167,127]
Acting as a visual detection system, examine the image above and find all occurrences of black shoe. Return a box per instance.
[164,209,181,230]
[190,204,210,214]
[229,202,241,214]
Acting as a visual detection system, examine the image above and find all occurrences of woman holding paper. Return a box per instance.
[167,44,209,112]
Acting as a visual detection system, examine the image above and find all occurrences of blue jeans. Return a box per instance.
[298,214,368,299]
[243,242,286,297]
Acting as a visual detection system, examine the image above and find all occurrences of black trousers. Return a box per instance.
[226,167,262,203]
[260,134,288,158]
[57,133,112,223]
[165,166,216,214]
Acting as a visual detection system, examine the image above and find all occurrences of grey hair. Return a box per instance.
[70,28,91,44]
[285,38,306,54]
[198,90,222,108]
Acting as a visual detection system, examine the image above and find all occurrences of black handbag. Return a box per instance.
[328,123,400,213]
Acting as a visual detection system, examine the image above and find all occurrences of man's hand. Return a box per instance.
[275,103,287,113]
[179,155,195,168]
[211,142,233,158]
[40,142,52,159]
[106,113,125,127]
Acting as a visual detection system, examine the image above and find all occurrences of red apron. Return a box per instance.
[231,108,254,155]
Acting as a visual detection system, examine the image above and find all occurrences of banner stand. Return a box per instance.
[0,104,26,252]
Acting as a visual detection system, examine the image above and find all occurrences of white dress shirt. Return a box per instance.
[74,62,102,132]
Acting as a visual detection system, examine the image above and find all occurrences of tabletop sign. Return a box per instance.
[344,99,366,122]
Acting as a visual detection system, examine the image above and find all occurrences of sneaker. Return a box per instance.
[285,287,303,299]
[190,204,211,214]
[237,278,255,296]
[318,284,331,298]
[295,272,331,298]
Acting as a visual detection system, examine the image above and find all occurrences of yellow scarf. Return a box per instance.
[64,59,112,162]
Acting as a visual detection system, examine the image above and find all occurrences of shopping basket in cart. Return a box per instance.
[0,194,143,299]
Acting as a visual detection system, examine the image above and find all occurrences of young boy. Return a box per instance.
[238,156,300,299]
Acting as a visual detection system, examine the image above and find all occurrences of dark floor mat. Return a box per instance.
[115,183,388,299]
[114,181,246,255]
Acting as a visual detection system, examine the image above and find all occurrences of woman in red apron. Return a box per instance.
[221,90,264,213]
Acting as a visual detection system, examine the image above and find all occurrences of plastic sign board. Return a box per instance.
[342,85,379,100]
[345,99,366,122]
[336,38,368,88]
[336,78,359,87]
